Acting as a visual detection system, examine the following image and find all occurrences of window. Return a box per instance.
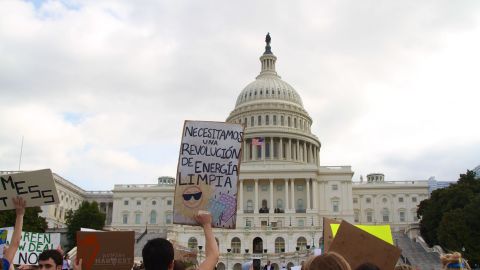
[277,199,283,209]
[297,237,307,249]
[288,117,291,127]
[150,211,157,224]
[400,211,405,222]
[332,184,338,191]
[297,199,304,210]
[152,200,157,205]
[332,200,339,212]
[245,219,252,227]
[167,199,172,206]
[265,142,270,158]
[412,197,417,203]
[165,213,172,224]
[247,185,253,192]
[231,237,241,253]
[275,237,285,253]
[297,219,305,227]
[353,198,358,204]
[294,118,297,128]
[246,200,253,211]
[382,208,389,222]
[366,198,371,203]
[251,116,254,127]
[188,237,198,249]
[273,115,277,125]
[354,211,360,222]
[261,184,268,191]
[137,200,141,206]
[258,115,262,125]
[281,116,284,126]
[297,185,304,191]
[135,213,141,224]
[366,211,373,222]
[413,211,418,222]
[276,185,283,191]
[124,200,129,206]
[266,115,270,125]
[122,214,128,224]
[398,197,404,203]
[382,198,387,203]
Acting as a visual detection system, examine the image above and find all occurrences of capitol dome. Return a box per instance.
[227,33,320,165]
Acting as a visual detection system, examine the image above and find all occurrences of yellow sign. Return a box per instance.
[330,224,394,245]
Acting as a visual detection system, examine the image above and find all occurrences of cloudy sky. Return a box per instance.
[1,0,479,190]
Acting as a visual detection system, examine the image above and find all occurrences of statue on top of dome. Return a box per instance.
[265,32,271,45]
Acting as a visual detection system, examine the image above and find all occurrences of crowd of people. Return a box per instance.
[1,197,472,270]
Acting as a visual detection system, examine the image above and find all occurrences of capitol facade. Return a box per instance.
[0,36,431,270]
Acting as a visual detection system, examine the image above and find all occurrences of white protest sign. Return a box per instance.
[5,230,61,265]
[0,169,59,210]
[174,121,244,228]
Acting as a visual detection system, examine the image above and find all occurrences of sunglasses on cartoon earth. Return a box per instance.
[183,192,202,201]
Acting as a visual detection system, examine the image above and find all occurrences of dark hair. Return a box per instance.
[39,249,63,266]
[142,238,174,270]
[355,263,380,270]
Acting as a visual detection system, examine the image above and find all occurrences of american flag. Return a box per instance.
[252,137,264,146]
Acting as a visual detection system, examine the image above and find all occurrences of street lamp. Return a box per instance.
[263,249,268,265]
[227,248,231,270]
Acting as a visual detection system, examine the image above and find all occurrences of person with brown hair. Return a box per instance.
[440,252,471,270]
[302,252,351,270]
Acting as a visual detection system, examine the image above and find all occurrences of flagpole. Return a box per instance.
[18,136,24,171]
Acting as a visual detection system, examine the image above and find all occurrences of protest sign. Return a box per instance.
[322,217,340,252]
[329,221,401,270]
[3,231,60,265]
[174,120,244,228]
[77,231,134,270]
[0,169,59,210]
[330,223,394,244]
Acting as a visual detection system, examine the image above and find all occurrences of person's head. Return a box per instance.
[64,254,69,260]
[267,261,271,265]
[303,252,351,270]
[142,238,175,270]
[354,263,379,270]
[38,249,63,270]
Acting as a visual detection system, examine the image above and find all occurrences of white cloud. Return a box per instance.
[0,0,479,189]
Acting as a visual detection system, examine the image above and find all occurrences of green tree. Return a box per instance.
[0,206,47,232]
[418,170,480,265]
[65,201,105,248]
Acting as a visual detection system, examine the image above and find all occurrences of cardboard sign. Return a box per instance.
[329,221,401,270]
[330,224,394,244]
[174,121,244,228]
[4,231,60,265]
[322,217,340,252]
[77,231,134,270]
[0,169,59,210]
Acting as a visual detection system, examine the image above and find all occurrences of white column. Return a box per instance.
[303,142,307,163]
[290,179,295,212]
[252,143,257,161]
[254,179,259,214]
[239,180,244,212]
[296,140,300,161]
[270,137,274,160]
[279,138,283,160]
[269,179,274,213]
[243,140,247,161]
[261,140,265,160]
[284,178,289,212]
[312,180,318,210]
[306,178,310,210]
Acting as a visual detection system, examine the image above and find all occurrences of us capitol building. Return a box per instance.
[0,35,431,270]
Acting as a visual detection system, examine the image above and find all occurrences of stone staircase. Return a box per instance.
[393,232,442,270]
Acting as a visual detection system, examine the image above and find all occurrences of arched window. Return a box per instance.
[188,237,198,249]
[275,237,285,253]
[231,237,241,253]
[266,115,270,125]
[297,237,307,250]
[217,263,226,270]
[234,264,242,270]
[150,210,157,224]
[258,115,262,125]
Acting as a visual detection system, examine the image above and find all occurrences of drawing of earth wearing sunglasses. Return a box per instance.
[182,186,203,209]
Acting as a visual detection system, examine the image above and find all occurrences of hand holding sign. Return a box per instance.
[13,196,26,216]
[194,210,213,228]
